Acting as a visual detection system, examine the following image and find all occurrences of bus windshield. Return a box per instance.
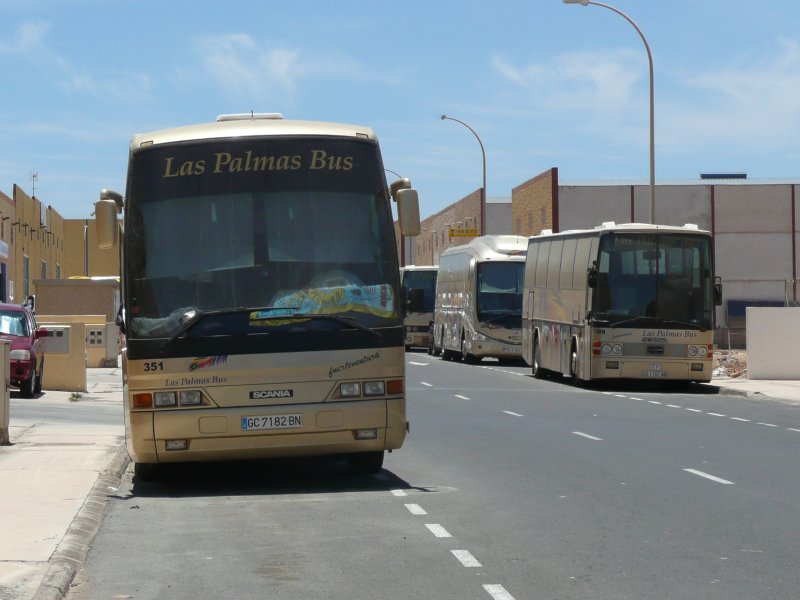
[402,270,437,312]
[125,137,399,339]
[593,233,714,329]
[476,261,524,326]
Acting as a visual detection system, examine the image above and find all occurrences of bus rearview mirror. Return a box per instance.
[397,189,421,237]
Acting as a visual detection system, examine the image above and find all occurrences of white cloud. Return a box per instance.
[193,33,394,100]
[663,39,800,150]
[491,49,645,115]
[0,21,48,53]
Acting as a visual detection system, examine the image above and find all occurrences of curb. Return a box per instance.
[32,443,130,600]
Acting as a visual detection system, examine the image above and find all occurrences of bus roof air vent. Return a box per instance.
[684,223,699,230]
[216,113,284,122]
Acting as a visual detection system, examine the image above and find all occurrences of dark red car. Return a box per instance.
[0,303,46,397]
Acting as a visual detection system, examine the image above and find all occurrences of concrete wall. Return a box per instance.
[32,279,120,322]
[746,307,800,379]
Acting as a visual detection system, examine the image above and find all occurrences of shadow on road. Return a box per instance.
[130,455,415,499]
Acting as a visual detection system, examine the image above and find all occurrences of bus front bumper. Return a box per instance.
[127,397,407,464]
[591,357,713,382]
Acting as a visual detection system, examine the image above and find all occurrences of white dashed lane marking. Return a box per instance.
[684,468,735,485]
[425,524,452,538]
[503,410,524,417]
[483,584,517,600]
[451,549,482,567]
[573,431,603,441]
[405,504,427,515]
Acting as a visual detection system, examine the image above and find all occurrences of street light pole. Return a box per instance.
[563,0,655,224]
[440,115,487,235]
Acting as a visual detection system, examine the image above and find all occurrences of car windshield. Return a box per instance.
[0,312,28,336]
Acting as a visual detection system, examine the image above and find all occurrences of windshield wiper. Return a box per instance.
[168,306,295,342]
[608,316,659,328]
[267,312,383,340]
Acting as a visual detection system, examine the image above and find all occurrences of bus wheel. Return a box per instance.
[570,343,581,386]
[134,462,163,482]
[461,335,478,364]
[349,451,384,474]
[532,338,546,379]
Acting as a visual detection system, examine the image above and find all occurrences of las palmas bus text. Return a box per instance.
[162,149,353,177]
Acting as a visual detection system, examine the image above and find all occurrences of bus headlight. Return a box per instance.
[180,390,203,405]
[340,382,361,397]
[688,345,710,358]
[154,391,177,407]
[364,381,385,396]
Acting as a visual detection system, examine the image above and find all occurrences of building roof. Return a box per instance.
[560,178,800,187]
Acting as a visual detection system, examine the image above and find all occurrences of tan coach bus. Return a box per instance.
[522,222,722,384]
[95,113,421,480]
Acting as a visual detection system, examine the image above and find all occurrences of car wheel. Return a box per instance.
[20,372,35,398]
[34,361,43,394]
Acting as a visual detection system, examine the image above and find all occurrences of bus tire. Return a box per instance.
[570,342,581,386]
[532,337,547,379]
[461,334,478,364]
[134,462,163,482]
[349,451,384,474]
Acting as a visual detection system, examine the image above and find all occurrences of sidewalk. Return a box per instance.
[709,374,800,406]
[0,368,798,600]
[0,368,127,600]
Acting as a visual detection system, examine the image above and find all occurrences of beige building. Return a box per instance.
[0,183,119,308]
[62,218,120,278]
[3,185,66,305]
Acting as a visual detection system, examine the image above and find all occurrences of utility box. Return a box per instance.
[44,326,71,354]
[0,339,9,445]
[40,323,87,393]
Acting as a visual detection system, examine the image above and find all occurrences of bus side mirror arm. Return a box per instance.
[587,265,598,289]
[714,276,723,306]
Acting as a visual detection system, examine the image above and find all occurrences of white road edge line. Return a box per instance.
[730,417,750,422]
[455,394,471,400]
[707,412,726,417]
[630,397,645,401]
[684,468,734,485]
[757,422,778,427]
[408,361,428,366]
[483,584,517,600]
[405,503,427,515]
[572,431,603,441]
[685,408,703,413]
[426,524,452,538]
[451,549,482,567]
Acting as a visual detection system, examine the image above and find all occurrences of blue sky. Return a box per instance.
[1,0,799,219]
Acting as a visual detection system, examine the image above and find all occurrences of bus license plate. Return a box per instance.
[242,414,302,431]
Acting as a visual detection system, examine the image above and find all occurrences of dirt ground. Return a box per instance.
[713,348,748,378]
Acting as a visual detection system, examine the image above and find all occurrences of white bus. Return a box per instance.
[400,265,438,350]
[522,222,722,383]
[94,113,421,480]
[432,235,527,363]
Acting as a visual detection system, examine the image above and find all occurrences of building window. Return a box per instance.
[40,260,47,280]
[56,263,61,279]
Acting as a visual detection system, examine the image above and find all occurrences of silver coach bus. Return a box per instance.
[432,235,527,363]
